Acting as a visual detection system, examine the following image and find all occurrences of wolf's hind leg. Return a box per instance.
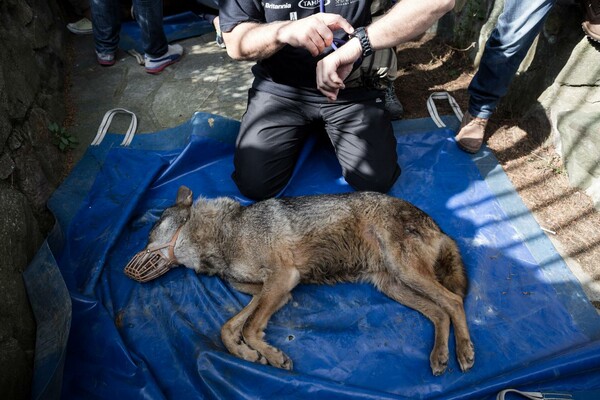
[221,297,268,365]
[242,268,300,370]
[375,275,451,375]
[384,250,475,372]
[231,281,263,296]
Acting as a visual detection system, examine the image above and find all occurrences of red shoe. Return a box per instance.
[96,51,115,66]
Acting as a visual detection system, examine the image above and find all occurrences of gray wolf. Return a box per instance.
[131,186,475,375]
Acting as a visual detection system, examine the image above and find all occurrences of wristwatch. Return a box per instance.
[349,27,373,57]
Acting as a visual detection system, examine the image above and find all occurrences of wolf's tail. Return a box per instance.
[434,235,468,298]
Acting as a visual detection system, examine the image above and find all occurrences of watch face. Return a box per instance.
[352,27,365,38]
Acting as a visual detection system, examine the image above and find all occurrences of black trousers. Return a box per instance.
[232,89,401,200]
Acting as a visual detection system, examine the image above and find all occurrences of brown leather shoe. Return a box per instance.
[455,112,488,154]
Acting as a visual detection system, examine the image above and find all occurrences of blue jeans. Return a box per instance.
[91,0,168,58]
[468,0,557,119]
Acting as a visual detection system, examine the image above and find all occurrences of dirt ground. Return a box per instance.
[394,35,600,309]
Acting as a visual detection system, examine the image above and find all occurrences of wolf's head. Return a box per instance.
[148,185,193,248]
[124,186,193,282]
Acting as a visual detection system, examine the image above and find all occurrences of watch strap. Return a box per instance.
[350,27,373,57]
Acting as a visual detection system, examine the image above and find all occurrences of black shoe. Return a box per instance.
[384,82,404,120]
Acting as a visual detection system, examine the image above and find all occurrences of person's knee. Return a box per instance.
[232,169,288,201]
[343,164,401,194]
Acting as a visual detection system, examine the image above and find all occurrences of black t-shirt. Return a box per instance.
[220,0,376,102]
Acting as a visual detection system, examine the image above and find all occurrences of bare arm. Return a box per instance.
[317,0,456,101]
[367,0,455,50]
[223,13,355,61]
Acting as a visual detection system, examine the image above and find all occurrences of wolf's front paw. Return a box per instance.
[222,331,268,365]
[430,347,449,376]
[234,343,269,365]
[457,339,475,372]
[263,346,293,370]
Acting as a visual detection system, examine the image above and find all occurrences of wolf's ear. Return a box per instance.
[176,186,193,207]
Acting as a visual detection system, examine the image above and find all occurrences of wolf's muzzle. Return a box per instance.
[124,226,183,282]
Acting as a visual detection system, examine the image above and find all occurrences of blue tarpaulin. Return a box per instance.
[24,113,600,399]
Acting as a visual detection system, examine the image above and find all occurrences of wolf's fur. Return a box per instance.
[143,186,475,375]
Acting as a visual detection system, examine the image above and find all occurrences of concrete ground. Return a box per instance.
[68,30,253,165]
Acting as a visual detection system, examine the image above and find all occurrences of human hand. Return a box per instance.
[277,13,354,56]
[316,37,362,101]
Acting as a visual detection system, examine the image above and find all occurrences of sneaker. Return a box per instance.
[455,111,488,153]
[582,0,600,42]
[583,21,600,42]
[96,50,116,66]
[383,82,404,120]
[213,16,226,49]
[67,18,93,35]
[144,44,183,74]
[216,30,226,49]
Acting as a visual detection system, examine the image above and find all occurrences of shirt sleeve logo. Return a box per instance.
[263,2,292,9]
[298,0,330,9]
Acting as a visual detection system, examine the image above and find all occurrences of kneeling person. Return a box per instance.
[220,0,454,200]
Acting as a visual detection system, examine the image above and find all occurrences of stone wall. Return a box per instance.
[549,42,600,207]
[0,0,67,398]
